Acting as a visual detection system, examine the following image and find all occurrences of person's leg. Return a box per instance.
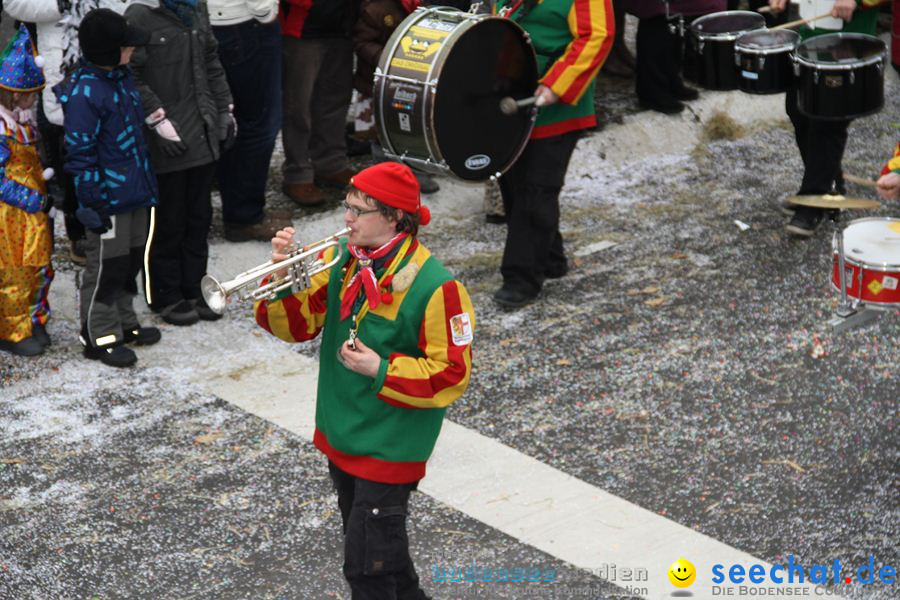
[79,215,136,348]
[146,170,189,312]
[337,468,424,600]
[215,20,283,226]
[0,266,38,346]
[117,208,146,329]
[498,131,580,303]
[309,37,354,181]
[282,37,324,187]
[178,163,216,303]
[635,16,683,113]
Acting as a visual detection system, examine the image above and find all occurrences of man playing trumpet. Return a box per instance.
[254,162,475,599]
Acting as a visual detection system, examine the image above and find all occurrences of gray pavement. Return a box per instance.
[1,13,898,600]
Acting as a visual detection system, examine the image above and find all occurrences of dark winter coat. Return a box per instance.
[56,62,158,218]
[280,0,361,39]
[623,0,724,19]
[353,0,413,95]
[125,0,233,174]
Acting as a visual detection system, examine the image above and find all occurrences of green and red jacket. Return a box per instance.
[254,238,475,484]
[497,0,614,139]
[883,142,900,176]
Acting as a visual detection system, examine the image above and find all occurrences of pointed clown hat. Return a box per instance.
[0,24,46,93]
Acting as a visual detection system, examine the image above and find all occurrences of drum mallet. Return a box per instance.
[499,95,540,115]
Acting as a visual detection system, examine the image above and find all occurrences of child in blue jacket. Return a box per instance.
[56,8,161,368]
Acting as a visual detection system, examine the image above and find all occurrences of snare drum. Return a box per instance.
[794,33,887,121]
[375,7,538,181]
[687,11,766,90]
[735,29,800,94]
[832,218,900,307]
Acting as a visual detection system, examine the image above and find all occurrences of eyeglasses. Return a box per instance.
[342,200,381,218]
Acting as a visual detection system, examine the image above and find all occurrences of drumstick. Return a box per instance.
[843,174,878,189]
[757,6,773,14]
[771,11,834,30]
[499,96,539,115]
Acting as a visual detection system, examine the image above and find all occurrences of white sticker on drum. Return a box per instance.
[883,276,898,291]
[741,70,759,80]
[398,113,411,132]
[465,154,491,171]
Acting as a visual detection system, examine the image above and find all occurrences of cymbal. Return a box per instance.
[786,194,881,210]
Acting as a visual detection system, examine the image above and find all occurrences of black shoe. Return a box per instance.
[223,213,293,242]
[671,82,699,101]
[545,262,568,279]
[33,323,50,347]
[69,239,87,266]
[786,207,826,237]
[0,336,45,357]
[638,96,685,115]
[160,299,200,326]
[492,285,538,309]
[191,297,223,321]
[412,170,440,194]
[779,199,797,216]
[123,326,162,345]
[346,133,372,157]
[83,343,137,367]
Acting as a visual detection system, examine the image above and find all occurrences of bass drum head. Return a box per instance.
[796,33,887,66]
[433,18,538,181]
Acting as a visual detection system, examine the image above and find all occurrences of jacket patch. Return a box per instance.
[449,313,473,346]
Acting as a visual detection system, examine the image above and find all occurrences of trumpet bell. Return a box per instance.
[201,275,228,315]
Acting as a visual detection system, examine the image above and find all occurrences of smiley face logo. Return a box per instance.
[668,558,696,588]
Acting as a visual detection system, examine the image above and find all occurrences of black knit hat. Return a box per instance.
[79,9,150,67]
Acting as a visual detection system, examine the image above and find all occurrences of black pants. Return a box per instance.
[635,15,684,103]
[785,84,851,196]
[328,462,429,600]
[37,111,84,244]
[146,164,215,309]
[214,19,283,225]
[499,131,580,296]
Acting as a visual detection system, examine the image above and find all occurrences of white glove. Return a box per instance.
[145,108,183,143]
[42,167,55,181]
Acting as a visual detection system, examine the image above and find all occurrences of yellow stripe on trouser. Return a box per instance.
[0,266,38,342]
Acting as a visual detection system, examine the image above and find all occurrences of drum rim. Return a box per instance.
[735,30,800,55]
[837,217,900,271]
[794,33,888,70]
[690,10,766,41]
[829,282,900,306]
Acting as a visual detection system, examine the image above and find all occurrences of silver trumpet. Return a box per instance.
[201,227,351,315]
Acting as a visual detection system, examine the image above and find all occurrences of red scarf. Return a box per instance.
[340,233,408,320]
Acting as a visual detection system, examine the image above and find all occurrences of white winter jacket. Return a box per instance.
[4,0,131,126]
[206,0,279,26]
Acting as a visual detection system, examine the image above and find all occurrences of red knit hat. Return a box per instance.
[351,162,431,226]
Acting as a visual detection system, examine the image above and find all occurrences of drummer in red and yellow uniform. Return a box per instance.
[876,142,900,201]
[768,0,889,236]
[492,0,614,308]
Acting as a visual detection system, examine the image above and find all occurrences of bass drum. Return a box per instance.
[375,7,538,182]
[794,33,887,121]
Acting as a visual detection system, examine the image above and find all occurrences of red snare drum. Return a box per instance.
[831,218,900,307]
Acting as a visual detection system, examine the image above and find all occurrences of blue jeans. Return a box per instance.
[213,19,282,225]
